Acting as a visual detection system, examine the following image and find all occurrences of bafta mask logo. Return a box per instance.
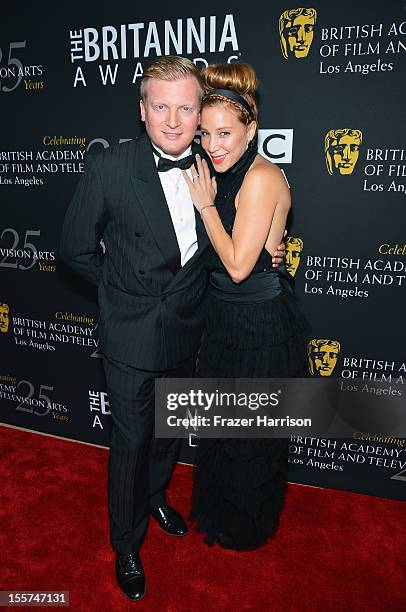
[308,339,341,377]
[0,303,10,333]
[279,8,317,59]
[325,129,363,176]
[286,236,303,277]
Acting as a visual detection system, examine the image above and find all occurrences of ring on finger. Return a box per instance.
[192,173,200,181]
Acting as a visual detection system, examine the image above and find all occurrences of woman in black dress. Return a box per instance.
[182,63,309,551]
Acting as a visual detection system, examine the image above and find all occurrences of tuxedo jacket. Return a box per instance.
[59,132,210,370]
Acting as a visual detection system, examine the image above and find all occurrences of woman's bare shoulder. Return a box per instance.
[243,154,289,193]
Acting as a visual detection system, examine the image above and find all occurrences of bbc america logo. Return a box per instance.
[258,129,293,164]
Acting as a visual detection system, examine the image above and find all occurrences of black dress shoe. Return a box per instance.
[115,553,146,601]
[150,504,189,536]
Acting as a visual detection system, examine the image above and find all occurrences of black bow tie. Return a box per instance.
[152,145,195,172]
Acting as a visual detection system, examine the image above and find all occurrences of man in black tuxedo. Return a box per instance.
[60,56,284,602]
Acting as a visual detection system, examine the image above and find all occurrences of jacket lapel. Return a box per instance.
[131,132,181,274]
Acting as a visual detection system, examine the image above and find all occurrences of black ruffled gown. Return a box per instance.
[190,140,309,551]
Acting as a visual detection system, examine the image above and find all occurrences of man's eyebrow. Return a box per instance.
[150,100,197,106]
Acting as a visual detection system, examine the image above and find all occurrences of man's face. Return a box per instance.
[330,135,361,175]
[285,15,315,58]
[140,76,201,157]
[0,303,9,333]
[285,240,303,277]
[311,344,339,376]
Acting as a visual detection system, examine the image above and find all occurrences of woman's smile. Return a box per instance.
[210,153,228,165]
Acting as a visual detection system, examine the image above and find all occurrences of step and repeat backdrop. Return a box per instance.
[1,1,405,500]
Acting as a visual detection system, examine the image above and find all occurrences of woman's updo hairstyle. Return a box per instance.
[201,63,259,127]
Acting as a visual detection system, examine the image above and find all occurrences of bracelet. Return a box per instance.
[200,204,216,216]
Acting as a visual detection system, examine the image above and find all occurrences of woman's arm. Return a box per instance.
[183,154,290,283]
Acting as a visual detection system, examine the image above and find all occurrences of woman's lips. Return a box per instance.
[211,154,227,165]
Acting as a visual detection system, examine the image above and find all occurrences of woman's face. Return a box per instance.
[200,105,256,172]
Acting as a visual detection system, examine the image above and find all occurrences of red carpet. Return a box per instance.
[0,424,404,611]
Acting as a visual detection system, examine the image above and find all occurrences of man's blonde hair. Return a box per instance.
[140,56,204,100]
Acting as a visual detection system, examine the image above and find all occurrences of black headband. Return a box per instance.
[203,88,254,119]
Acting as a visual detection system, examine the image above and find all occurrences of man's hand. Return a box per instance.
[272,230,287,267]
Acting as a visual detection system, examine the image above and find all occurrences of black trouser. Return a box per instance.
[103,353,196,555]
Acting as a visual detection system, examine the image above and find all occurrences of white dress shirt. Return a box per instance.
[152,144,198,267]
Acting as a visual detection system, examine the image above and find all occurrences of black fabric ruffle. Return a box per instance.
[190,288,309,550]
[190,437,288,551]
[197,288,310,376]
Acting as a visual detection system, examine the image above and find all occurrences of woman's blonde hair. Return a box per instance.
[201,63,259,126]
